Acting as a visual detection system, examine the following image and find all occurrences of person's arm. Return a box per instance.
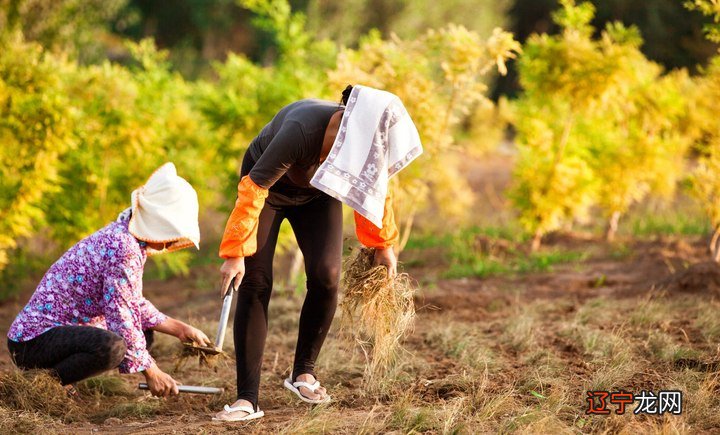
[218,175,270,260]
[218,122,305,294]
[219,121,305,259]
[102,248,178,397]
[137,296,167,331]
[354,189,400,277]
[151,316,212,346]
[137,296,211,345]
[102,266,155,374]
[354,188,400,249]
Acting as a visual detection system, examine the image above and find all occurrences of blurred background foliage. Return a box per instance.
[2,0,720,297]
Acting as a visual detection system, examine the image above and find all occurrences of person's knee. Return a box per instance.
[105,334,127,369]
[307,260,340,297]
[238,269,273,298]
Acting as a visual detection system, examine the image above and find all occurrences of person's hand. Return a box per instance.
[219,257,244,298]
[373,247,398,279]
[143,363,179,397]
[178,325,212,347]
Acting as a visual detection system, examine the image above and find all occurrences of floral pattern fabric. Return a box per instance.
[8,216,167,373]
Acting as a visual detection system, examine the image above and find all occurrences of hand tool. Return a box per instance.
[138,383,223,395]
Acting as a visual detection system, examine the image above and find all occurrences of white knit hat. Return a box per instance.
[128,162,200,255]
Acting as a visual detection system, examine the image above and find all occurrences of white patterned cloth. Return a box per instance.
[309,85,423,227]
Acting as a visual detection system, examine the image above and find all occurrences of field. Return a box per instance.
[2,157,720,434]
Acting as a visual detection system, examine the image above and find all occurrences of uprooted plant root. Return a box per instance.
[340,247,416,389]
[173,343,224,372]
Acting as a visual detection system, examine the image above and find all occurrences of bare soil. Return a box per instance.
[1,232,719,434]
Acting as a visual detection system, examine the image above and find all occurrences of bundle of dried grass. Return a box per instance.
[340,247,415,387]
[0,370,81,421]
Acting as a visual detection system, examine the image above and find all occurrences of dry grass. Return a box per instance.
[340,247,416,389]
[0,406,63,435]
[3,238,720,433]
[0,370,82,421]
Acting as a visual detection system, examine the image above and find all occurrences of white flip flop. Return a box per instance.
[283,378,332,404]
[212,404,264,422]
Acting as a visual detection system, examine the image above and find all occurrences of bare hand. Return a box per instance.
[373,247,398,278]
[219,257,244,298]
[179,325,212,347]
[143,364,179,397]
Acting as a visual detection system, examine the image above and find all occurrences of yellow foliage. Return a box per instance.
[0,37,75,269]
[512,0,694,247]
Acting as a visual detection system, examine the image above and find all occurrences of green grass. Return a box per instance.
[628,213,708,237]
[405,224,527,251]
[78,375,131,397]
[93,401,161,421]
[406,225,586,279]
[620,197,709,238]
[439,226,587,279]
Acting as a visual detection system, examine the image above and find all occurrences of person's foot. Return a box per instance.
[294,373,328,401]
[214,399,255,421]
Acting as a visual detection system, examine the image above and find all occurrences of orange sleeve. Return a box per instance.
[219,176,269,259]
[354,189,400,249]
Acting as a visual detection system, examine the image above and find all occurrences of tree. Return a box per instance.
[511,0,692,248]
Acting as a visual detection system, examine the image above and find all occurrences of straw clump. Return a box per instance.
[0,370,81,421]
[341,247,416,386]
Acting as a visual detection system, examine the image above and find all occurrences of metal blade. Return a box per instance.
[214,278,236,351]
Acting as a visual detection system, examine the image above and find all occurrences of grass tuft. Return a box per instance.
[0,370,82,422]
[340,247,416,390]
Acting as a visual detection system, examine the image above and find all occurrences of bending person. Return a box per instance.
[7,163,212,398]
[214,85,423,422]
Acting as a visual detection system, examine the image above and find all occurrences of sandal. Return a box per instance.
[212,404,264,422]
[283,377,331,404]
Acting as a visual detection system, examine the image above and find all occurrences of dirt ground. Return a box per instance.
[2,231,720,434]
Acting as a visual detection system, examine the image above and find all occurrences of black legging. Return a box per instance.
[7,326,155,385]
[233,193,343,408]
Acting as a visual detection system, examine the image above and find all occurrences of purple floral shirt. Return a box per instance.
[8,216,167,374]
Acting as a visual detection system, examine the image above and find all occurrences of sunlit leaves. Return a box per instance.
[512,0,693,247]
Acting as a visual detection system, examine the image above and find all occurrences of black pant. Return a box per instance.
[234,193,343,408]
[7,326,154,385]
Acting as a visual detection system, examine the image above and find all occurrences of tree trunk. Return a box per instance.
[606,211,621,242]
[531,230,542,252]
[397,211,415,254]
[531,113,574,252]
[710,226,720,262]
[287,246,304,287]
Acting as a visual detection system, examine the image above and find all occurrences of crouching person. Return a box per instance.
[6,163,211,397]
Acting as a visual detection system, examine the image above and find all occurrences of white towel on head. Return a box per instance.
[128,162,200,254]
[310,85,423,227]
